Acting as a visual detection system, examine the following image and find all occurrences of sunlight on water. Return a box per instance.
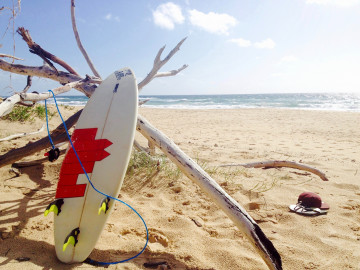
[39,93,360,111]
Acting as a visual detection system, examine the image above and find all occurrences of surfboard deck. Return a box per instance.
[51,68,138,263]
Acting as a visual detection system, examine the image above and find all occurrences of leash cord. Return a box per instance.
[44,98,55,149]
[45,90,149,265]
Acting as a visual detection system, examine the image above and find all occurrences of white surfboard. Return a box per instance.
[46,68,138,263]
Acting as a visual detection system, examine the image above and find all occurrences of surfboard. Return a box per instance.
[45,68,138,263]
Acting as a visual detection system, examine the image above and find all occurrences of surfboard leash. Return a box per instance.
[45,90,149,265]
[44,98,60,162]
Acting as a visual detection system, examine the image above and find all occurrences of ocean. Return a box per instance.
[49,93,360,112]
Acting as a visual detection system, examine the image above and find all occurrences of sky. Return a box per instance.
[1,0,360,96]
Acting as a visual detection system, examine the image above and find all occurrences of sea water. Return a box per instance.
[45,93,360,112]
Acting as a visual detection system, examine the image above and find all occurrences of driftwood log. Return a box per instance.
[0,124,45,142]
[136,115,282,270]
[0,109,82,167]
[220,161,329,181]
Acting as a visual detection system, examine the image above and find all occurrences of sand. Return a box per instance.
[0,107,359,270]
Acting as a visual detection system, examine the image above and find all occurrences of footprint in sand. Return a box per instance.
[148,228,169,247]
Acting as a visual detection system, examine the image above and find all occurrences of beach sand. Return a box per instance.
[0,107,359,269]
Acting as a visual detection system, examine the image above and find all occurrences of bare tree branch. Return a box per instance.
[17,27,80,76]
[138,37,188,90]
[0,78,97,117]
[21,75,32,93]
[154,64,188,78]
[139,99,150,106]
[0,53,23,60]
[71,0,101,79]
[0,59,97,96]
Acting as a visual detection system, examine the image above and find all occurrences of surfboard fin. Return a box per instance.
[98,197,111,215]
[63,227,80,252]
[44,199,64,216]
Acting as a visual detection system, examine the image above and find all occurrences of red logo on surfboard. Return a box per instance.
[55,128,112,199]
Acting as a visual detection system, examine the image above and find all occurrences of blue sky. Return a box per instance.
[1,0,360,96]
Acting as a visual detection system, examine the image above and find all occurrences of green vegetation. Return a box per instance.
[34,104,47,119]
[126,150,182,181]
[4,106,32,122]
[3,104,55,122]
[125,150,300,195]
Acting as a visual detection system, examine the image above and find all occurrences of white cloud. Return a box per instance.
[306,0,360,7]
[104,13,120,22]
[188,9,237,35]
[280,55,298,63]
[254,38,276,49]
[229,38,276,49]
[228,38,252,47]
[153,2,184,30]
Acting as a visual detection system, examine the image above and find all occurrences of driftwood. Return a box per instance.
[133,140,149,153]
[0,78,99,117]
[0,59,98,96]
[136,115,282,270]
[0,2,283,269]
[0,53,23,60]
[139,99,150,106]
[21,75,32,93]
[0,124,45,142]
[17,27,79,76]
[220,161,329,181]
[148,140,156,156]
[70,0,101,79]
[138,37,189,90]
[12,149,66,168]
[0,109,82,167]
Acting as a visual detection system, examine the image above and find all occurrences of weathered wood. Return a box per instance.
[17,27,79,76]
[0,80,94,118]
[133,140,148,153]
[0,53,23,60]
[0,59,97,96]
[21,75,32,93]
[12,149,66,168]
[0,94,21,117]
[71,0,101,79]
[148,140,156,156]
[0,124,45,142]
[155,64,188,78]
[220,160,329,181]
[136,114,282,270]
[139,99,150,106]
[0,109,82,168]
[138,37,188,90]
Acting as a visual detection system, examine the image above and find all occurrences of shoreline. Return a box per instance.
[22,92,360,112]
[0,106,359,269]
[140,106,360,113]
